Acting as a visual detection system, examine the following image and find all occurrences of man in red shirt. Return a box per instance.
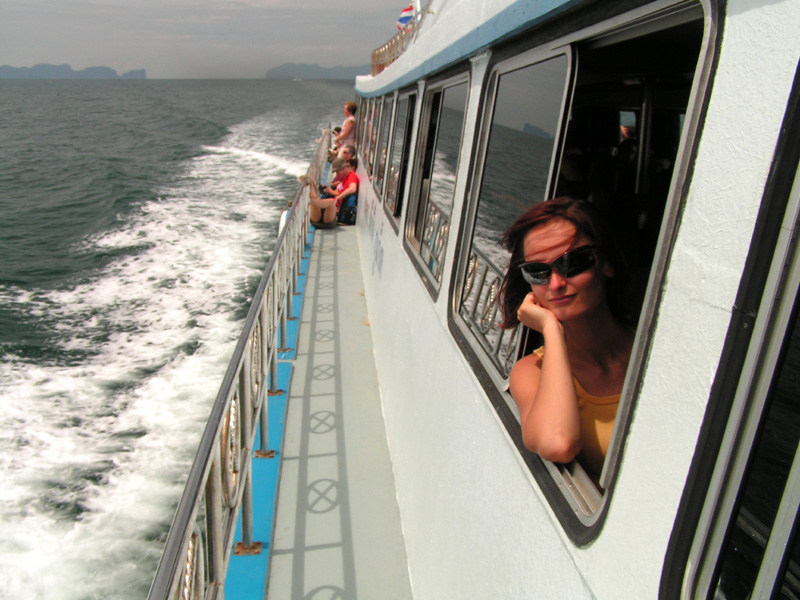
[310,157,358,228]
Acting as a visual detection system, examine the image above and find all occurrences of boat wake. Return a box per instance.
[0,114,309,599]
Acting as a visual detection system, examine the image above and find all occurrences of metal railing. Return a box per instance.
[459,246,521,377]
[147,131,331,600]
[370,2,433,75]
[372,25,416,76]
[419,201,450,280]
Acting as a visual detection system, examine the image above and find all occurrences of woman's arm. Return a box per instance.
[335,118,354,145]
[509,293,582,463]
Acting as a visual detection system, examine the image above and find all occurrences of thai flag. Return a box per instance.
[397,5,414,30]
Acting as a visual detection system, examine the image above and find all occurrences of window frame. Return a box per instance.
[662,56,800,599]
[447,1,713,542]
[372,94,396,199]
[688,158,800,600]
[403,69,471,299]
[356,97,369,153]
[359,97,373,159]
[383,89,418,231]
[367,98,383,177]
[451,46,575,390]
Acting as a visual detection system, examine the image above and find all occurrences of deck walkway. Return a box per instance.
[266,225,413,599]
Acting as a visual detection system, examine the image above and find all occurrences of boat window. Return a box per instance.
[367,99,383,175]
[374,96,395,195]
[406,77,469,288]
[711,298,800,598]
[684,200,800,599]
[360,98,374,161]
[385,93,417,222]
[450,9,705,537]
[676,92,800,597]
[357,97,369,152]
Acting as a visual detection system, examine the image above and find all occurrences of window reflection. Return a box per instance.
[375,96,394,195]
[459,57,568,373]
[368,100,382,174]
[472,56,568,271]
[386,95,415,217]
[414,81,468,280]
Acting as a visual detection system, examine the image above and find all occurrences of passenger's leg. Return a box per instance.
[311,196,337,223]
[308,185,328,223]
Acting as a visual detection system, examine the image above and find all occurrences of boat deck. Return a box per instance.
[266,225,413,599]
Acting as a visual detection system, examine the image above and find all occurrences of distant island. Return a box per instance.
[522,122,555,139]
[265,63,371,81]
[0,64,146,80]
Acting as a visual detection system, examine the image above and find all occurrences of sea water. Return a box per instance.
[0,79,355,599]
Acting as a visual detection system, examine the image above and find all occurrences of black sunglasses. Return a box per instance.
[518,245,598,286]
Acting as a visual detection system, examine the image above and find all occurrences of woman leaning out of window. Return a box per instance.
[499,197,634,481]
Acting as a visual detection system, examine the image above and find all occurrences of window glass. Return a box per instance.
[357,98,369,151]
[367,98,383,175]
[375,96,395,196]
[460,57,568,372]
[360,98,373,157]
[412,80,469,281]
[386,94,416,218]
[367,100,382,175]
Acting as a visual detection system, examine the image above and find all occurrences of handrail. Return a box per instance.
[371,25,416,76]
[147,130,331,600]
[459,244,520,377]
[370,1,433,75]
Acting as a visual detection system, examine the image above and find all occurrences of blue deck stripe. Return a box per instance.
[278,240,311,361]
[224,233,314,599]
[224,361,291,600]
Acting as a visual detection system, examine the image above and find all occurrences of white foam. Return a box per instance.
[0,113,308,599]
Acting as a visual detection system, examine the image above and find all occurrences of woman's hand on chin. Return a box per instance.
[517,292,561,333]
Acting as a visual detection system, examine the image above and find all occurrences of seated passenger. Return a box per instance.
[337,144,356,162]
[499,197,633,480]
[309,158,359,228]
[322,148,357,197]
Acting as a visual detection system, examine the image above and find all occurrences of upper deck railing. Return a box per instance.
[370,2,432,76]
[146,132,331,600]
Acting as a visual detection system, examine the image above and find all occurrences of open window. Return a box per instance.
[451,4,706,538]
[405,74,469,292]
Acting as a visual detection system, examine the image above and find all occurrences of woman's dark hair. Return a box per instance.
[345,101,357,115]
[499,197,631,329]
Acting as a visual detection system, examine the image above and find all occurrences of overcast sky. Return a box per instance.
[1,0,405,78]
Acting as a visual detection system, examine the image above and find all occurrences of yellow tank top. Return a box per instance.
[532,347,620,477]
[572,378,619,477]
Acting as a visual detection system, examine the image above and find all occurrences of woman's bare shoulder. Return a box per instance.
[509,351,543,395]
